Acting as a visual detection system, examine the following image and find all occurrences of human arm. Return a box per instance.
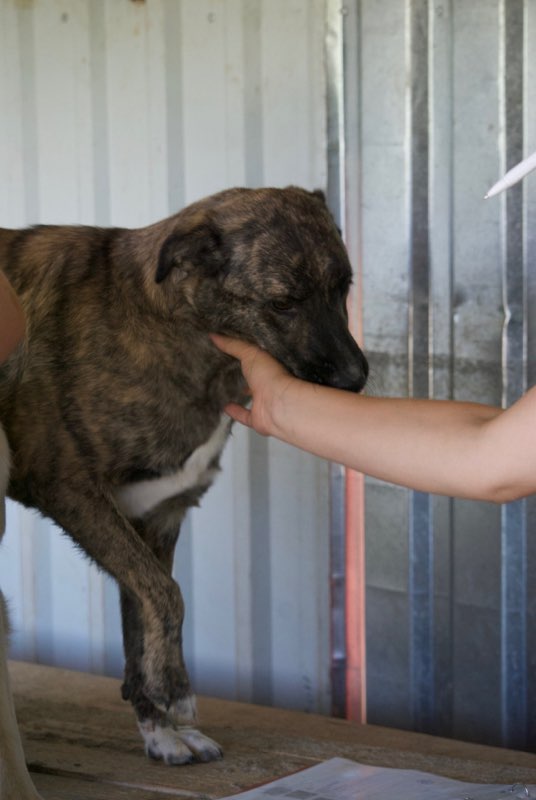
[0,271,25,363]
[211,334,536,503]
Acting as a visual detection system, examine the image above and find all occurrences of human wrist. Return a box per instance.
[268,374,303,441]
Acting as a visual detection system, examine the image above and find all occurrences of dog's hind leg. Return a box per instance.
[0,596,41,799]
[0,426,42,800]
[120,508,222,765]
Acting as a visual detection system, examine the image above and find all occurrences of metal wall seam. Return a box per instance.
[407,0,435,734]
[325,0,367,723]
[343,0,367,726]
[499,0,528,750]
[429,0,455,740]
[325,0,349,720]
[524,0,536,749]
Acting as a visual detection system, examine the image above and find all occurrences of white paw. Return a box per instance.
[138,720,223,765]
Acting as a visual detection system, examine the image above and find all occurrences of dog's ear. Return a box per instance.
[310,189,342,235]
[311,188,327,204]
[155,223,226,284]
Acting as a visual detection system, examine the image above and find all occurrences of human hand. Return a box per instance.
[210,334,296,437]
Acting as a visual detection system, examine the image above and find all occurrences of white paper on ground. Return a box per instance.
[221,757,535,800]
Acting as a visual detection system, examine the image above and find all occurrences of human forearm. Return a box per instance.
[270,380,502,499]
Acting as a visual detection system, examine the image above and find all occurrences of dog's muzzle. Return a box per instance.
[316,351,368,393]
[300,346,369,394]
[326,350,369,393]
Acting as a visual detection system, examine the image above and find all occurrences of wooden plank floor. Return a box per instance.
[8,661,536,799]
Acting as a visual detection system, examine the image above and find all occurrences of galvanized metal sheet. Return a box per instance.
[343,0,534,749]
[0,0,331,714]
[1,0,535,748]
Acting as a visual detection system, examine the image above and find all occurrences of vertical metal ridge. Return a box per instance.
[17,2,39,223]
[525,0,536,752]
[243,0,263,187]
[164,0,185,213]
[329,463,347,718]
[408,0,431,395]
[407,0,434,733]
[444,0,455,741]
[326,0,367,723]
[500,0,528,751]
[88,0,111,226]
[249,436,273,707]
[429,0,455,739]
[342,0,367,725]
[325,0,348,718]
[242,0,273,708]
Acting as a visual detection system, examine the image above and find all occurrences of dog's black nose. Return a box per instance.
[330,368,368,394]
[315,353,369,394]
[335,350,369,393]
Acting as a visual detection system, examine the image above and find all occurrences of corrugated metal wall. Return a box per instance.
[340,0,535,749]
[1,0,535,751]
[0,0,333,714]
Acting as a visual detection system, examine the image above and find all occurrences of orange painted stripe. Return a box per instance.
[344,242,366,722]
[345,467,366,722]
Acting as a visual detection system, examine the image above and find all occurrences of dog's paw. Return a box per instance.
[138,719,223,765]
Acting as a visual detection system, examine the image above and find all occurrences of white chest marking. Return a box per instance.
[114,416,231,519]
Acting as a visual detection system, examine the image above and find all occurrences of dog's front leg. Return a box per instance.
[121,587,222,765]
[120,513,222,764]
[39,480,192,721]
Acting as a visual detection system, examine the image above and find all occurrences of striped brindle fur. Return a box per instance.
[0,187,368,789]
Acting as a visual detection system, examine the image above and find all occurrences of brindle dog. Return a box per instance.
[0,187,368,795]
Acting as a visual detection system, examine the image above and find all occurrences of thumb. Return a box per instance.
[224,402,253,428]
[210,334,257,363]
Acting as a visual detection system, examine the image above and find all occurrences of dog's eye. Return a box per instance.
[270,298,296,313]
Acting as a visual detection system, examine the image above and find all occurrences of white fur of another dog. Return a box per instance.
[0,424,42,799]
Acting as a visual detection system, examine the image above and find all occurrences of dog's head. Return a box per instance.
[154,187,368,393]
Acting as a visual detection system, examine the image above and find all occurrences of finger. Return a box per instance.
[223,402,253,428]
[210,333,252,361]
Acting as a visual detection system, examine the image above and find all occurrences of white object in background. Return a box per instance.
[485,150,536,198]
